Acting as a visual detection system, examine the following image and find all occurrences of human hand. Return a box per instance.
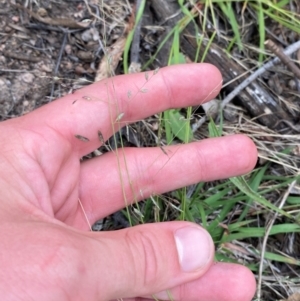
[0,64,257,300]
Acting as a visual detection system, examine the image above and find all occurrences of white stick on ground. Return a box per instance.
[221,40,300,109]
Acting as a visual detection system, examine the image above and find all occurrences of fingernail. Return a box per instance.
[174,226,212,272]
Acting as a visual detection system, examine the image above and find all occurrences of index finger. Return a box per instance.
[23,63,222,157]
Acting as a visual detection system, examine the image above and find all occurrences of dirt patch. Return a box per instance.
[0,0,132,119]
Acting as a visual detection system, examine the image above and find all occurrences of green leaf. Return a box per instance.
[123,0,146,73]
[257,1,265,63]
[170,52,186,65]
[168,109,193,142]
[208,117,293,220]
[218,2,243,51]
[208,117,222,137]
[287,196,300,205]
[230,176,293,219]
[263,251,300,265]
[221,224,300,242]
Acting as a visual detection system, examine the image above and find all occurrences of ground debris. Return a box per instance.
[281,293,300,301]
[12,3,91,29]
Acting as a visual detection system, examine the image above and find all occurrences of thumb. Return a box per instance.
[86,221,215,300]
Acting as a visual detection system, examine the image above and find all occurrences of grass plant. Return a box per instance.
[4,0,299,298]
[81,0,300,299]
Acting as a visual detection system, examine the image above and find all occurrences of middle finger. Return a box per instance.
[71,134,257,228]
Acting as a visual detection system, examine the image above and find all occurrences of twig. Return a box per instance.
[83,0,105,23]
[54,32,67,75]
[265,39,300,81]
[50,32,67,101]
[192,115,207,132]
[3,51,40,62]
[221,40,300,109]
[13,3,91,29]
[0,69,31,73]
[130,0,143,65]
[257,179,297,301]
[275,119,300,133]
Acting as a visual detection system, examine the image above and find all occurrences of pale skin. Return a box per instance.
[0,64,257,300]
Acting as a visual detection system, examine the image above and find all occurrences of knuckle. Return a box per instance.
[125,229,161,289]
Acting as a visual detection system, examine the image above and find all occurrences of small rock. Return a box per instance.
[288,79,297,90]
[37,8,48,17]
[81,28,100,42]
[64,61,73,70]
[0,55,6,63]
[11,16,19,23]
[77,50,94,62]
[21,73,35,84]
[75,65,86,75]
[4,26,12,33]
[65,44,72,55]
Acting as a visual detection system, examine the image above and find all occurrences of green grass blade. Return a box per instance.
[263,251,300,265]
[123,0,146,73]
[221,223,300,242]
[257,1,265,63]
[208,117,293,219]
[218,2,243,50]
[238,164,269,222]
[230,176,293,219]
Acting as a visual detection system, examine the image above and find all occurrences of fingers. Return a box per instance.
[6,213,254,301]
[145,262,256,301]
[83,222,215,300]
[72,135,257,227]
[18,64,222,157]
[79,222,255,301]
